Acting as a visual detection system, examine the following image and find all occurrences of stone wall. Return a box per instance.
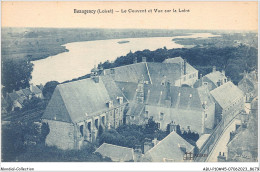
[43,119,75,150]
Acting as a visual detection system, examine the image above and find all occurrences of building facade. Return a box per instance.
[42,75,127,150]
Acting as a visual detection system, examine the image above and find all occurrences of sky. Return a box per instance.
[1,1,258,30]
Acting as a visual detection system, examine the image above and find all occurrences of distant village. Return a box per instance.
[2,56,258,162]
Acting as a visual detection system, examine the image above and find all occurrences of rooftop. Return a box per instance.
[42,76,127,123]
[210,81,244,109]
[95,143,134,162]
[143,131,194,162]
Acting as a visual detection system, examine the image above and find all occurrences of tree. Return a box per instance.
[2,58,34,92]
[144,117,159,135]
[42,81,59,100]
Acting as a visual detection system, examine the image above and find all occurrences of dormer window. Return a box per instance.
[107,100,113,108]
[110,68,115,74]
[117,97,123,105]
[160,112,164,121]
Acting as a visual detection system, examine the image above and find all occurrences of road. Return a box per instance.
[206,118,241,162]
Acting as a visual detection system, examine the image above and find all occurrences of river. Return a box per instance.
[31,33,218,85]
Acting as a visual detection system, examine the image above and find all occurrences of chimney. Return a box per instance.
[93,76,99,83]
[200,74,203,87]
[212,66,216,73]
[144,138,153,153]
[134,145,142,162]
[133,57,137,64]
[169,121,177,133]
[30,83,33,92]
[142,57,146,62]
[183,59,187,75]
[152,138,159,146]
[217,80,221,87]
[221,70,225,76]
[217,152,226,162]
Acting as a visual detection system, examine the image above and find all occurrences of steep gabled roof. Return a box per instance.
[144,84,202,110]
[31,85,42,94]
[42,87,72,123]
[42,76,127,123]
[102,62,184,86]
[143,131,194,162]
[22,88,32,97]
[204,71,227,87]
[95,143,134,162]
[210,81,244,109]
[7,92,19,102]
[115,81,138,101]
[163,57,197,74]
[163,56,183,64]
[102,63,150,83]
[146,62,181,85]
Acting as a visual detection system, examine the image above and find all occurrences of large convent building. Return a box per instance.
[42,56,245,150]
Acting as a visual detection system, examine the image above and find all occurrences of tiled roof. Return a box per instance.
[16,90,26,97]
[31,85,42,94]
[146,63,181,85]
[196,134,210,150]
[210,81,244,109]
[197,86,215,106]
[115,81,138,101]
[95,143,134,162]
[102,62,184,86]
[22,88,31,96]
[127,102,145,120]
[7,92,19,102]
[163,57,198,74]
[144,84,202,110]
[143,131,194,162]
[163,56,183,63]
[238,78,255,93]
[102,63,150,83]
[42,76,127,123]
[204,71,227,87]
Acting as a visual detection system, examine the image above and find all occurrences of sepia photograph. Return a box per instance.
[0,1,259,171]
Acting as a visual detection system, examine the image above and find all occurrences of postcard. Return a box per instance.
[1,1,258,171]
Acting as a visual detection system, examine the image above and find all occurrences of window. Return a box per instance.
[157,123,160,129]
[145,111,149,118]
[88,122,91,131]
[160,112,164,121]
[95,119,98,129]
[131,116,135,120]
[205,114,207,118]
[80,125,84,137]
[102,116,105,125]
[187,126,190,130]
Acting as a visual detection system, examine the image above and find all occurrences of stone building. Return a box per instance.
[42,75,127,150]
[6,84,43,111]
[210,81,244,126]
[102,56,198,87]
[238,70,258,103]
[163,57,198,87]
[193,66,228,91]
[124,80,215,135]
